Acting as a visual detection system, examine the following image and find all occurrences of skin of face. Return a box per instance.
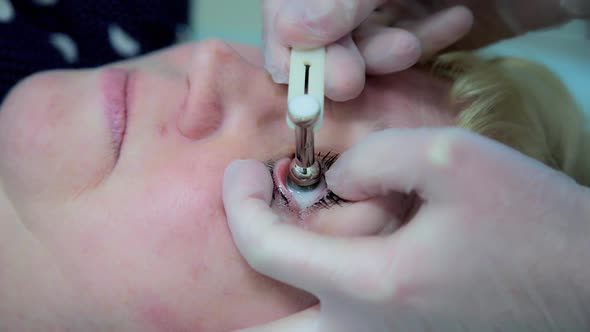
[0,39,453,331]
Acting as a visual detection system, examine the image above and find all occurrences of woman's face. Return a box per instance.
[0,40,452,331]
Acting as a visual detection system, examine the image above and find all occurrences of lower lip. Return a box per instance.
[101,68,129,151]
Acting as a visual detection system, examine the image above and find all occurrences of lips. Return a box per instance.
[101,68,129,158]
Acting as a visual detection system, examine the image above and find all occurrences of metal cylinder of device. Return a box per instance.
[289,128,321,187]
[287,95,322,188]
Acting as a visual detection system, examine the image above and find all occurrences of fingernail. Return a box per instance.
[325,167,341,188]
[283,1,337,36]
[224,159,249,185]
[263,49,289,84]
[267,65,288,84]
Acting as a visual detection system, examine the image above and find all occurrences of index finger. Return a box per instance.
[222,159,391,299]
[325,127,550,202]
[274,0,386,48]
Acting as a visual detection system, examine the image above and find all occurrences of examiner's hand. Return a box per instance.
[262,0,474,101]
[224,128,590,331]
[262,0,588,102]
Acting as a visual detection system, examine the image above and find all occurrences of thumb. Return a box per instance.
[275,0,385,48]
[222,159,391,298]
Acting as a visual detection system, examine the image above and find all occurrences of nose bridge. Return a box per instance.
[178,39,287,141]
[187,39,247,104]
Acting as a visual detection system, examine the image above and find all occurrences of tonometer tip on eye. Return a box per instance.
[286,47,326,189]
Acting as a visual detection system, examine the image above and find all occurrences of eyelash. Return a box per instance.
[266,152,348,210]
[310,152,346,209]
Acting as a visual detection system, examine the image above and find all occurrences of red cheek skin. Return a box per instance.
[150,194,221,260]
[0,88,71,196]
[190,262,211,283]
[134,170,227,271]
[135,292,196,332]
[22,96,66,154]
[0,71,67,156]
[157,123,169,138]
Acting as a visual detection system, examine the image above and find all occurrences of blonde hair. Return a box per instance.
[429,53,590,186]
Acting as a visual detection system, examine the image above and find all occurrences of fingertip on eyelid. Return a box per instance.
[224,159,272,205]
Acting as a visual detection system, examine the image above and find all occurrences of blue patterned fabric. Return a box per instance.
[0,0,188,102]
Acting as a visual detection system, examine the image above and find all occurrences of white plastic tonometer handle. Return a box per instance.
[286,47,326,132]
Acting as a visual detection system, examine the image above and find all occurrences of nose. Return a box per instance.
[176,39,286,141]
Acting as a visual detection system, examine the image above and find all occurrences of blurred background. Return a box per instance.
[189,0,589,115]
[191,0,261,45]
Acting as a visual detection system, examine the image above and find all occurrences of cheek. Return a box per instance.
[113,170,228,264]
[95,142,238,271]
[0,71,109,204]
[0,74,60,181]
[61,170,311,329]
[49,173,235,315]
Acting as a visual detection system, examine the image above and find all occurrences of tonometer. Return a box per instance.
[286,47,326,189]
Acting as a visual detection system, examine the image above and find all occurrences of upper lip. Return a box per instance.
[101,67,130,161]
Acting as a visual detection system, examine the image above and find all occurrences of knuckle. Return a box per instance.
[353,274,397,303]
[196,38,236,61]
[276,2,353,43]
[427,128,473,168]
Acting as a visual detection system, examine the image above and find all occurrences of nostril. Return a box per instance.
[177,40,243,141]
[176,77,224,141]
[177,100,224,141]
